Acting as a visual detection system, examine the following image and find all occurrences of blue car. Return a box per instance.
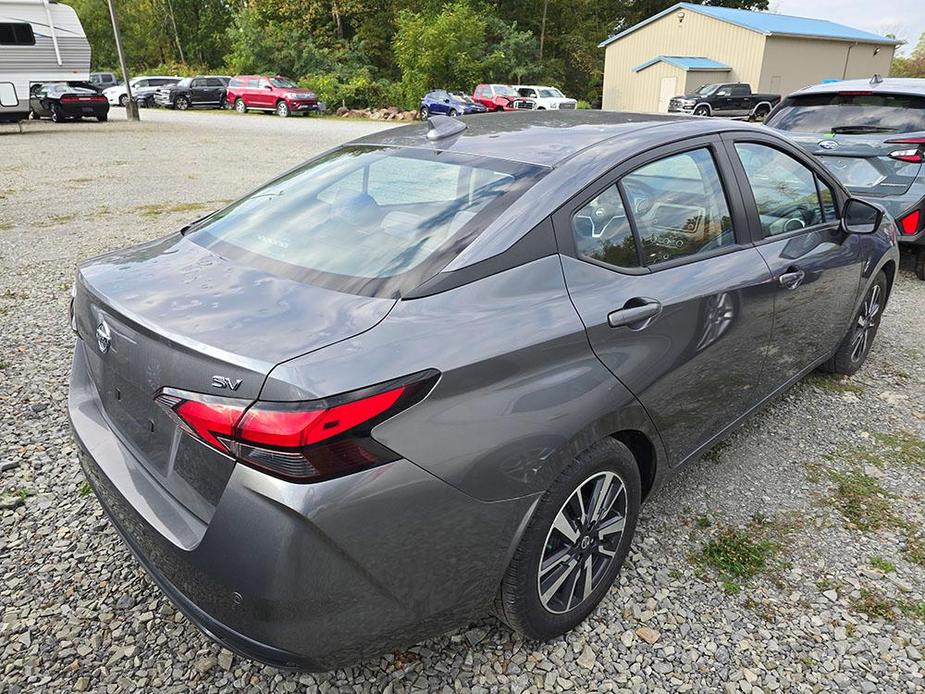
[419,90,487,118]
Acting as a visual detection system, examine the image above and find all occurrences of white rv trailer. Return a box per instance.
[0,0,90,123]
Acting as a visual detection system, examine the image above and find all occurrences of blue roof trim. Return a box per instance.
[633,55,731,73]
[600,2,902,48]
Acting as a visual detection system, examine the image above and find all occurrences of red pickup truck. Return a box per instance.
[472,84,534,112]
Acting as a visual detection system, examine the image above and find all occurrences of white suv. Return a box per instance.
[513,85,577,110]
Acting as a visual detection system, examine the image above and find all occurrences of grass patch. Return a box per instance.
[905,534,925,566]
[873,431,925,468]
[0,222,13,231]
[0,360,9,370]
[900,601,925,621]
[702,438,733,463]
[827,467,898,532]
[806,373,864,395]
[851,589,895,620]
[692,514,786,594]
[136,201,210,218]
[1,289,27,301]
[78,481,92,497]
[869,556,896,573]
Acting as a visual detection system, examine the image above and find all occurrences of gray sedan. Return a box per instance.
[69,111,898,670]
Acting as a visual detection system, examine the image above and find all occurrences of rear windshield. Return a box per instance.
[767,92,925,133]
[189,147,544,297]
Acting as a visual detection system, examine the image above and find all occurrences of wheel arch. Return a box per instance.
[611,429,657,502]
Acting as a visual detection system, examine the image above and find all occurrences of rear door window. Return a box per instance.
[570,147,736,269]
[734,143,827,236]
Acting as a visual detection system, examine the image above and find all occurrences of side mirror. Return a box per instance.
[264,85,273,90]
[842,198,883,234]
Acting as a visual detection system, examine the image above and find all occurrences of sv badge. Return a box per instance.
[212,375,243,391]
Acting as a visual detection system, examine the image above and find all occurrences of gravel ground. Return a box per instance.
[1,114,924,693]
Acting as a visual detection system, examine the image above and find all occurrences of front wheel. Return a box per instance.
[495,438,640,640]
[175,96,190,110]
[419,106,429,120]
[234,98,247,114]
[276,100,290,117]
[118,94,128,107]
[820,271,888,376]
[693,105,710,117]
[751,104,771,121]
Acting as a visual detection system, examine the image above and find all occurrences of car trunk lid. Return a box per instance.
[74,233,395,521]
[788,131,924,197]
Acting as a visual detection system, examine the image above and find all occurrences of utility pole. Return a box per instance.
[539,0,549,62]
[106,0,139,121]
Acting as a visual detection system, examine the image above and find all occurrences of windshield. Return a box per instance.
[270,77,298,88]
[539,88,564,98]
[450,92,471,103]
[190,147,544,296]
[767,93,925,133]
[694,84,719,96]
[493,85,517,97]
[176,78,191,88]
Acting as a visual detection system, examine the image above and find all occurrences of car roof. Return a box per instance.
[352,110,718,167]
[791,78,925,97]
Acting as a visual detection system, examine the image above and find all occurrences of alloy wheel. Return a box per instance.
[850,283,882,362]
[176,97,189,110]
[420,106,429,120]
[277,101,289,117]
[119,94,128,107]
[537,471,627,614]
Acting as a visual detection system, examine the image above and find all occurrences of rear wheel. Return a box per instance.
[495,438,640,640]
[693,105,710,117]
[276,100,290,118]
[97,114,108,122]
[51,105,63,123]
[234,98,247,114]
[915,248,925,281]
[820,271,887,376]
[175,96,190,110]
[118,94,128,107]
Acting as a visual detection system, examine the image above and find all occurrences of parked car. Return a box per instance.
[766,77,925,279]
[226,75,319,117]
[472,83,534,111]
[104,76,180,108]
[419,90,487,117]
[89,72,119,91]
[514,85,577,110]
[70,111,897,671]
[669,83,780,120]
[154,76,230,110]
[29,82,108,122]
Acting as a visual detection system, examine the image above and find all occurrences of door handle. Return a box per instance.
[608,299,662,329]
[779,268,805,290]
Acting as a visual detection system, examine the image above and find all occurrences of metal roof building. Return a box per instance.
[599,3,902,113]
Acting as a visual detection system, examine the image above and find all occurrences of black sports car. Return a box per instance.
[30,82,109,123]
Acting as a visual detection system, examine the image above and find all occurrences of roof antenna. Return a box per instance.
[870,73,883,85]
[426,114,467,141]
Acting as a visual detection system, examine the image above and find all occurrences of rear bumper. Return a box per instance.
[68,339,533,670]
[60,103,109,118]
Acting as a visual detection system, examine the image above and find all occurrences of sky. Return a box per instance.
[772,0,924,55]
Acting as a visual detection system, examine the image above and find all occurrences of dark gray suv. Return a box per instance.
[767,77,925,278]
[69,112,899,671]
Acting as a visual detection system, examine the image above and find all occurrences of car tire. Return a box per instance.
[119,94,128,107]
[97,114,108,122]
[495,437,640,641]
[276,100,290,118]
[819,270,888,376]
[175,96,190,110]
[449,109,458,117]
[419,106,429,120]
[51,105,62,123]
[915,249,925,281]
[693,105,710,117]
[495,106,504,112]
[234,98,247,114]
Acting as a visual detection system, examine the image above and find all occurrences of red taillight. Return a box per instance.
[887,137,925,164]
[60,95,106,103]
[899,209,921,235]
[155,371,437,482]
